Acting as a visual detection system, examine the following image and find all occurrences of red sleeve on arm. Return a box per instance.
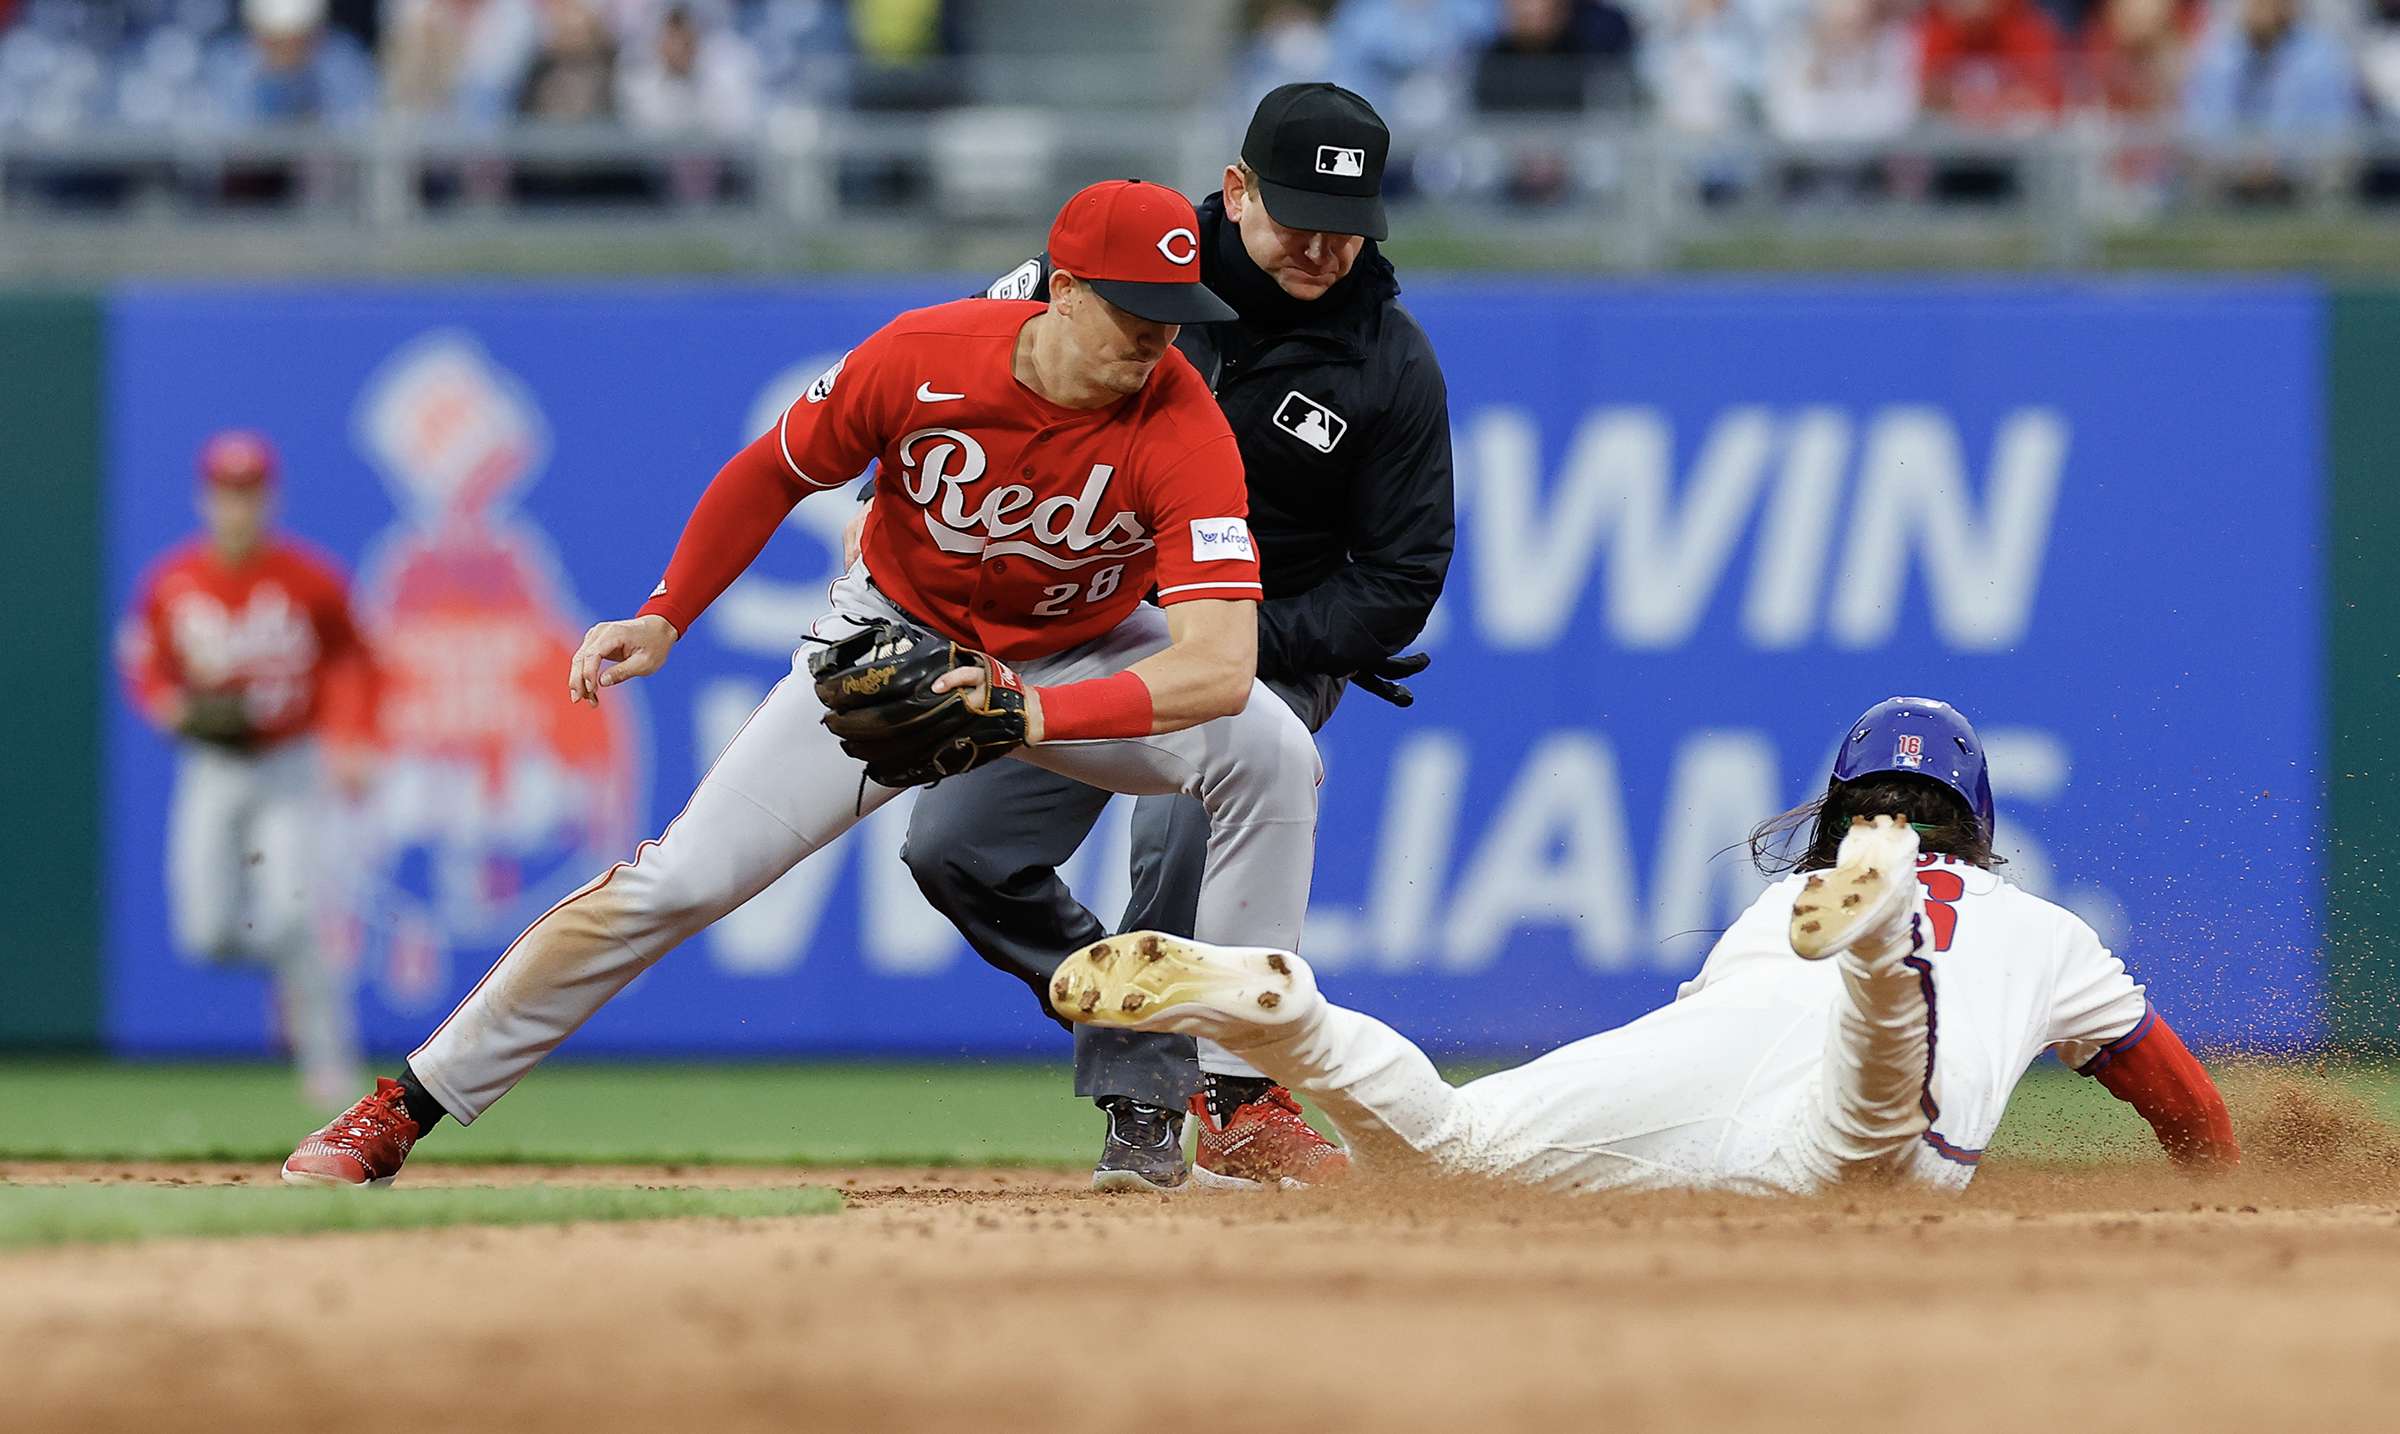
[2082,1009,2241,1172]
[1145,432,1262,607]
[636,430,815,636]
[116,567,183,729]
[638,337,884,635]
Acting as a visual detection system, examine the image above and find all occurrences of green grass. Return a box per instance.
[0,1183,840,1248]
[3,1055,2387,1170]
[0,1060,1116,1166]
[1981,1061,2164,1164]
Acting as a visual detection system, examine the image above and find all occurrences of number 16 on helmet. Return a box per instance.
[1831,696,1997,839]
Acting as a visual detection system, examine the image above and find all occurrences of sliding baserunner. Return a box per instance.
[1046,698,2240,1193]
[282,180,1326,1186]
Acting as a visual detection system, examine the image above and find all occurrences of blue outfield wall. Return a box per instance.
[104,278,2326,1059]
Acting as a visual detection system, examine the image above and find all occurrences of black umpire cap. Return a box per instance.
[1241,82,1390,241]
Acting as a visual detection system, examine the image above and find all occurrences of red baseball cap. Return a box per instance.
[1047,180,1236,326]
[198,430,278,492]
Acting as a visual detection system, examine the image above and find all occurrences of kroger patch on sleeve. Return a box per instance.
[1189,518,1255,562]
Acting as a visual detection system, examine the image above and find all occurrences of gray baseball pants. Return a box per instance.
[904,674,1340,1110]
[408,569,1323,1124]
[168,737,361,1103]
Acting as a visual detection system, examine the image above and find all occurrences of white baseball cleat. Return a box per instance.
[1048,931,1316,1047]
[1788,815,1921,961]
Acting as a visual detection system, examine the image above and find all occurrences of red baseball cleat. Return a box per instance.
[281,1077,423,1188]
[1188,1084,1351,1191]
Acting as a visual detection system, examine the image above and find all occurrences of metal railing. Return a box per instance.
[1,110,2396,274]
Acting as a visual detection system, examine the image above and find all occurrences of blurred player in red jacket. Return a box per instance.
[118,431,379,1111]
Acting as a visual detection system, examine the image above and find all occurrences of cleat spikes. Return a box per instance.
[1047,931,1315,1037]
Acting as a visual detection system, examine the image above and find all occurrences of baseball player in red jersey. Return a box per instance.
[119,431,379,1111]
[283,180,1327,1185]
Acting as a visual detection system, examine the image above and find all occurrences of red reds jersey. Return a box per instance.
[641,298,1258,661]
[118,536,378,747]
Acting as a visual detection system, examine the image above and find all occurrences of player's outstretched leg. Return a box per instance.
[1051,925,1344,1191]
[1788,815,1921,960]
[1788,816,1938,1182]
[1053,933,1475,1187]
[281,661,898,1188]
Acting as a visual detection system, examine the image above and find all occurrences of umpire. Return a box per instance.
[904,83,1453,1192]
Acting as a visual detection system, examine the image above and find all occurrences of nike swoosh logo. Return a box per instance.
[916,383,966,402]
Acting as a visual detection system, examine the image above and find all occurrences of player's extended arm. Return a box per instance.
[571,428,819,705]
[933,597,1256,745]
[1117,596,1257,733]
[2080,1009,2241,1172]
[116,573,208,734]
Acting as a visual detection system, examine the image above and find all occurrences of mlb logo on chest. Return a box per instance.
[1893,734,1925,768]
[1316,146,1366,178]
[1272,391,1347,454]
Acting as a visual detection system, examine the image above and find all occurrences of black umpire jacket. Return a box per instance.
[980,192,1455,729]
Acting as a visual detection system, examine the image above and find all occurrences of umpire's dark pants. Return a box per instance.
[904,676,1340,1109]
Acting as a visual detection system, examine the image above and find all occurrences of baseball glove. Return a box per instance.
[808,617,1028,789]
[175,691,255,750]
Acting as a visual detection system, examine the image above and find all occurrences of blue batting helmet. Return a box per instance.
[1831,696,1995,838]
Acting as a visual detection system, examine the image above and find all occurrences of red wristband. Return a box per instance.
[1034,671,1154,742]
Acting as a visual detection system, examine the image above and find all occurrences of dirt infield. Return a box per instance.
[4,1132,2399,1434]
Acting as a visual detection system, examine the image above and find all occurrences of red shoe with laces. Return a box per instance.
[281,1077,424,1188]
[1188,1084,1351,1190]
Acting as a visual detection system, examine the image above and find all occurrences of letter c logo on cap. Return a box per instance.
[1156,228,1198,265]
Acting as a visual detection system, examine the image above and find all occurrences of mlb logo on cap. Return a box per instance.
[1242,82,1391,240]
[1316,146,1366,178]
[1894,733,1925,768]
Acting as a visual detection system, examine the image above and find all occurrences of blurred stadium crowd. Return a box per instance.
[5,0,2394,140]
[4,0,2399,229]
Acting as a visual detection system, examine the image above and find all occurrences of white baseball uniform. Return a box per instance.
[1215,855,2151,1194]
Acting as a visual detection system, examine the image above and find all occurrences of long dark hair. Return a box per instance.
[1748,772,2003,875]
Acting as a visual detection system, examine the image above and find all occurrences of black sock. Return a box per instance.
[395,1063,449,1135]
[1202,1073,1275,1126]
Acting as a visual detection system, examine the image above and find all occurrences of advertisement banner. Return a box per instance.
[105,278,2324,1059]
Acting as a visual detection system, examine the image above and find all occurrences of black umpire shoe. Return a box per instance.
[1091,1096,1189,1193]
